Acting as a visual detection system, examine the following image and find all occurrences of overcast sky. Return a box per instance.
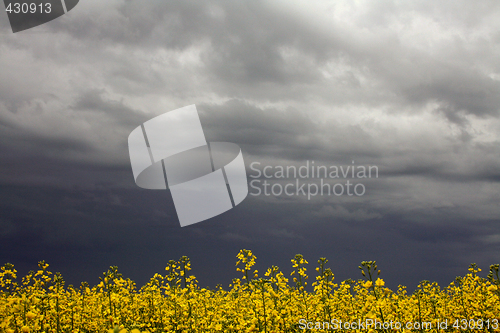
[1,0,500,290]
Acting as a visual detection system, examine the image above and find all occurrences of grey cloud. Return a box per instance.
[1,0,500,291]
[313,205,382,221]
[71,89,147,127]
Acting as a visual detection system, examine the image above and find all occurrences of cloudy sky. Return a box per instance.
[1,0,500,290]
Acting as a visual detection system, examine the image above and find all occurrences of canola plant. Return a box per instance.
[1,250,499,332]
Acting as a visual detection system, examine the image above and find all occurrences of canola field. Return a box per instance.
[1,249,499,332]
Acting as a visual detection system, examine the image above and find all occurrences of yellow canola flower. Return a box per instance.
[363,280,373,288]
[375,278,385,287]
[1,254,500,333]
[26,311,36,320]
[366,311,377,319]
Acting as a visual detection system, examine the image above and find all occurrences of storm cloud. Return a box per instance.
[0,0,499,289]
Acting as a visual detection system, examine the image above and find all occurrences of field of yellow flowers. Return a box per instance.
[1,249,499,333]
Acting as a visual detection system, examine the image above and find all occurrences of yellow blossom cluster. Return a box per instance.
[0,253,499,332]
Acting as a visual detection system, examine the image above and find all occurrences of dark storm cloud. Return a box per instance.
[35,0,500,118]
[199,100,317,150]
[1,0,500,291]
[197,99,500,185]
[71,89,148,127]
[68,0,500,117]
[198,100,384,163]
